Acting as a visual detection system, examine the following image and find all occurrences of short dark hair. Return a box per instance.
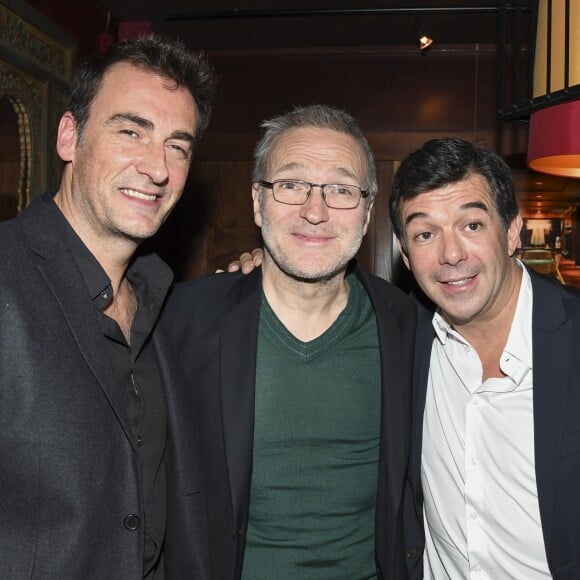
[68,35,217,142]
[253,105,378,200]
[389,137,520,249]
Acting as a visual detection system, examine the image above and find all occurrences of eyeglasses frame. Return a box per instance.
[256,179,370,210]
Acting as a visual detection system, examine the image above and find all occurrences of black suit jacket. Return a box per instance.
[163,263,416,580]
[404,268,580,580]
[0,195,208,579]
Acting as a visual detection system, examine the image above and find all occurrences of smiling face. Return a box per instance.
[399,173,523,329]
[253,126,373,284]
[55,61,197,250]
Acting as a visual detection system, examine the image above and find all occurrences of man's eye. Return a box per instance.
[279,181,307,191]
[415,232,432,242]
[466,222,482,232]
[120,129,138,138]
[168,143,190,158]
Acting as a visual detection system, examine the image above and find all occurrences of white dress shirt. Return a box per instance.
[422,265,552,579]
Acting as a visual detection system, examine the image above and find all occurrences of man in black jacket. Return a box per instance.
[0,36,215,579]
[390,138,580,580]
[164,105,416,580]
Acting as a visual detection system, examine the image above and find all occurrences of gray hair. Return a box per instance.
[253,105,378,200]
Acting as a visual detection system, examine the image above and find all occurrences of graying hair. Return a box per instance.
[253,105,378,200]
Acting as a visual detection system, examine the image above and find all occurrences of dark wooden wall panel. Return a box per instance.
[173,45,529,281]
[2,4,532,282]
[150,160,262,279]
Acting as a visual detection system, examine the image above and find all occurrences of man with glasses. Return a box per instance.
[163,105,416,579]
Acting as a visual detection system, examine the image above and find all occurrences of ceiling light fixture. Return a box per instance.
[415,14,433,51]
[417,32,434,50]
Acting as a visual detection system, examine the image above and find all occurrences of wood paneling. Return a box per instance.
[148,160,262,280]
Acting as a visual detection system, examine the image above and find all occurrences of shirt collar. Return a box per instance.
[431,260,533,385]
[46,193,173,311]
[501,260,533,375]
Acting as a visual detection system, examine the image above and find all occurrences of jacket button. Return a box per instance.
[406,546,419,558]
[124,514,140,531]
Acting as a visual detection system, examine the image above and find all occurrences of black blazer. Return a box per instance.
[0,195,208,579]
[404,268,580,580]
[163,263,416,580]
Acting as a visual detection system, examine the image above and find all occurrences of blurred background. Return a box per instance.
[1,0,579,286]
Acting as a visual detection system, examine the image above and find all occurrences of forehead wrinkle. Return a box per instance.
[271,161,360,183]
[405,211,429,227]
[271,161,307,175]
[405,198,491,226]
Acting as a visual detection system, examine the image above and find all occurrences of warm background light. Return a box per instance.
[528,100,580,177]
[533,0,580,96]
[528,0,580,177]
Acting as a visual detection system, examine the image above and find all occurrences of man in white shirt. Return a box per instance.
[389,137,580,580]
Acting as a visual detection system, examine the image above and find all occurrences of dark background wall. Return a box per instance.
[16,1,536,280]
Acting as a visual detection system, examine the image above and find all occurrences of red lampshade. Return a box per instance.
[528,100,580,177]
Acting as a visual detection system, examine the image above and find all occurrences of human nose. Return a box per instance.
[299,185,329,224]
[135,142,169,186]
[439,230,468,265]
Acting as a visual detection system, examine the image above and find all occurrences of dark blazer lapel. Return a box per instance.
[20,201,136,448]
[370,287,408,501]
[155,329,211,579]
[530,272,571,555]
[355,264,415,570]
[155,328,205,491]
[218,270,263,531]
[410,299,436,491]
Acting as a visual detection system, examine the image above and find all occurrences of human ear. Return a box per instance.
[396,237,411,270]
[507,214,523,257]
[252,183,262,228]
[56,112,77,162]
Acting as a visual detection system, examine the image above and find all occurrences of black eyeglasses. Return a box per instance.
[257,179,369,210]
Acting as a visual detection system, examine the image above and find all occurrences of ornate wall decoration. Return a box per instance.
[0,0,75,218]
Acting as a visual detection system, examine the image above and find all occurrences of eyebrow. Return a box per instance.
[404,200,490,227]
[106,113,195,145]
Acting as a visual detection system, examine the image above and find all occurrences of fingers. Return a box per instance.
[218,248,264,275]
[250,248,264,266]
[239,252,255,274]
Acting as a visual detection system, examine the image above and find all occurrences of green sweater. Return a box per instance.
[241,274,381,580]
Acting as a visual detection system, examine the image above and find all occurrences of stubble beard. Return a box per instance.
[260,212,364,284]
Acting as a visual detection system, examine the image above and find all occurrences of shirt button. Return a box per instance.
[471,458,477,465]
[471,512,478,520]
[124,514,140,531]
[136,436,142,447]
[474,564,482,572]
